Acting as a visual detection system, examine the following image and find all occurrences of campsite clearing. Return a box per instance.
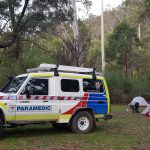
[0,105,150,150]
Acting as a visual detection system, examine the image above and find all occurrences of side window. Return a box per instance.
[61,79,79,92]
[83,79,104,93]
[22,78,48,95]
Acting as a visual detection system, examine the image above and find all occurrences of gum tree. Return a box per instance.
[0,0,72,59]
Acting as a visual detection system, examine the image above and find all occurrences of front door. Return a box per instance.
[16,77,59,121]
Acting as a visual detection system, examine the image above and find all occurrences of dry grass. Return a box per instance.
[0,105,150,150]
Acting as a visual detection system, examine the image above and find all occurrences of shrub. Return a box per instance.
[105,70,150,104]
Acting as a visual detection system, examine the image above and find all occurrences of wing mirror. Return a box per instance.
[25,87,31,99]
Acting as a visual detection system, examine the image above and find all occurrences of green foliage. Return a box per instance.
[86,39,101,68]
[143,0,150,18]
[107,21,139,59]
[106,69,150,103]
[106,21,139,75]
[0,0,72,59]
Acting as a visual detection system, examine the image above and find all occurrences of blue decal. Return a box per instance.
[87,93,108,114]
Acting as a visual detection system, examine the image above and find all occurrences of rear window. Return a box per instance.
[83,79,104,93]
[61,79,79,92]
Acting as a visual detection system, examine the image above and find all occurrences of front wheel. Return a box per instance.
[70,111,94,133]
[0,117,4,136]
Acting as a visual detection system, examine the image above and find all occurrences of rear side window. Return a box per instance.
[83,79,104,93]
[61,79,79,92]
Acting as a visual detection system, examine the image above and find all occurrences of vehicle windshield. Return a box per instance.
[3,76,27,94]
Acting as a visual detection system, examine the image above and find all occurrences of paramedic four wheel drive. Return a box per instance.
[0,64,112,134]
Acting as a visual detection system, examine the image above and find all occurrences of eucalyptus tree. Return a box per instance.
[0,0,73,59]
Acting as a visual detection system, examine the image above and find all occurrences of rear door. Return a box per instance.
[83,79,108,114]
[59,78,81,115]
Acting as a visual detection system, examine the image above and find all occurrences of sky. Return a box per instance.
[76,0,124,18]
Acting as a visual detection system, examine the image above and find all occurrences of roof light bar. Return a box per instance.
[26,63,103,76]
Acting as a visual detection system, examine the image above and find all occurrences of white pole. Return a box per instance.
[138,23,141,50]
[138,24,141,40]
[101,0,105,73]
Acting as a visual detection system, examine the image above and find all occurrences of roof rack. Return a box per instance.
[26,64,103,77]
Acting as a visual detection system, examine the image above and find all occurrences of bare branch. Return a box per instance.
[0,19,10,33]
[8,0,16,31]
[23,39,51,53]
[16,0,30,31]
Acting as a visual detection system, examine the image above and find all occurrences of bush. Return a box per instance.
[105,70,150,104]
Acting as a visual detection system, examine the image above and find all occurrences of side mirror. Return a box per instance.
[8,75,14,81]
[25,87,31,99]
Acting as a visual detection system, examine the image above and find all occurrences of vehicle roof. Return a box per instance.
[16,72,104,80]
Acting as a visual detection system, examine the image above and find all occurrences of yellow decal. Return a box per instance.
[0,101,7,110]
[59,114,72,120]
[6,116,15,121]
[30,73,53,77]
[60,73,104,80]
[7,114,72,122]
[103,79,110,114]
[30,72,104,80]
[16,114,59,121]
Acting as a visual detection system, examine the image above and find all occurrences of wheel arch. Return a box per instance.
[0,108,5,124]
[69,107,96,127]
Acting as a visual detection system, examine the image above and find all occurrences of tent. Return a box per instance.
[142,105,150,117]
[129,96,149,107]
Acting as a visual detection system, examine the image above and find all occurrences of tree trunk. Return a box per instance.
[70,0,83,66]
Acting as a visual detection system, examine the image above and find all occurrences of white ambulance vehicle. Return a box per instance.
[0,64,112,134]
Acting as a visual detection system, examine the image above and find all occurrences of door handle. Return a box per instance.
[98,101,104,104]
[43,101,48,102]
[20,101,30,103]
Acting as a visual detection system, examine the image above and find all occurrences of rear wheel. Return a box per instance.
[71,111,94,133]
[0,117,4,136]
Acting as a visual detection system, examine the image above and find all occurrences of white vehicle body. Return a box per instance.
[0,64,112,133]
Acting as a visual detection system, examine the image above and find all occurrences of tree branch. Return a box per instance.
[8,0,16,31]
[16,0,30,31]
[0,40,14,48]
[0,19,10,34]
[23,39,51,53]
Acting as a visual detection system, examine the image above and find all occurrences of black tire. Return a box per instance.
[51,123,67,128]
[10,124,18,128]
[51,122,60,128]
[71,111,94,134]
[0,117,4,136]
